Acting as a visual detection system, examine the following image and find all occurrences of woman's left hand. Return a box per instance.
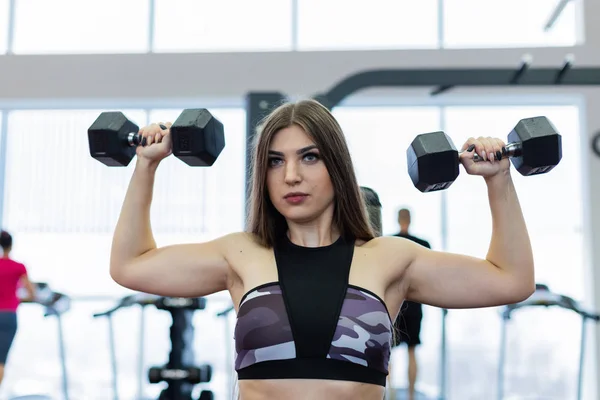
[459,136,511,179]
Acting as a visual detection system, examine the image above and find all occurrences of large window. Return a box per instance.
[11,0,150,54]
[152,0,292,52]
[443,0,578,48]
[0,0,8,54]
[2,0,582,54]
[297,0,439,51]
[442,105,583,399]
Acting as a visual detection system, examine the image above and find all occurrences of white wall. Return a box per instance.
[1,0,599,395]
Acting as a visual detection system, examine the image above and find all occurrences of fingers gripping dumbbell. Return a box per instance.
[406,116,562,193]
[88,108,225,167]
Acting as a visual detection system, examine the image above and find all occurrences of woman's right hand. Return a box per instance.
[136,122,173,163]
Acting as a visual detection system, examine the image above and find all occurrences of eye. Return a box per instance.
[268,157,283,167]
[303,152,320,163]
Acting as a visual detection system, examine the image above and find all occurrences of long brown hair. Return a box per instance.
[246,99,375,247]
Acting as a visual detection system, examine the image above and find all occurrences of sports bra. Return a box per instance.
[233,234,393,386]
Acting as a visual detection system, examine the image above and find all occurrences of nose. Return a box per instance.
[284,162,302,185]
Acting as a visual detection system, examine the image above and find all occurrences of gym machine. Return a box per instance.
[497,283,600,400]
[92,293,157,400]
[15,283,72,400]
[93,293,214,400]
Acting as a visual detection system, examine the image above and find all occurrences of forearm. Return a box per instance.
[25,289,36,302]
[110,158,160,278]
[485,170,535,287]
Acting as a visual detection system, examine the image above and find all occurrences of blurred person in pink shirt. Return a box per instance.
[0,230,36,387]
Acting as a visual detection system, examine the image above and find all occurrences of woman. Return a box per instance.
[110,99,535,400]
[0,230,36,387]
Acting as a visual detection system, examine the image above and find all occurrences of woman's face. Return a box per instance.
[266,125,335,224]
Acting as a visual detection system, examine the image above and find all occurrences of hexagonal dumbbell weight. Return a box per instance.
[406,116,562,193]
[88,108,225,167]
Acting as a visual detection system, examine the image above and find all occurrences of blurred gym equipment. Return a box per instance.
[13,283,72,400]
[93,293,214,400]
[92,293,158,400]
[216,305,236,400]
[497,283,600,400]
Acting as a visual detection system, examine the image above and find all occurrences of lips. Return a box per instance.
[284,192,308,204]
[284,192,308,199]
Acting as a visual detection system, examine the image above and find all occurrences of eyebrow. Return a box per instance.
[268,145,318,157]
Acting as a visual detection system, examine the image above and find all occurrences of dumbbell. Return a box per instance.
[198,390,214,400]
[88,108,225,167]
[155,296,207,311]
[406,116,562,193]
[148,364,212,384]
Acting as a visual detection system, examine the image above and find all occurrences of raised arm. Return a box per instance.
[394,136,535,309]
[110,123,235,298]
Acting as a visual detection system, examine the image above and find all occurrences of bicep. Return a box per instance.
[113,236,233,298]
[405,244,523,309]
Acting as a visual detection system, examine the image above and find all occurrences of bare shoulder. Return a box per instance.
[353,237,417,316]
[215,231,265,256]
[352,236,413,279]
[216,231,273,273]
[358,236,418,262]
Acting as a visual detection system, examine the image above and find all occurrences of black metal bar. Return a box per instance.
[555,55,574,84]
[430,84,454,96]
[321,67,600,108]
[510,55,532,84]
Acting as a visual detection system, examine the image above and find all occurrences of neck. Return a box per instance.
[2,251,9,258]
[286,210,339,248]
[399,226,409,235]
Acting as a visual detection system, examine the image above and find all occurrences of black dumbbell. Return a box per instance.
[407,116,562,193]
[148,365,212,384]
[148,366,162,384]
[187,364,213,384]
[88,108,225,167]
[198,390,214,400]
[155,296,207,311]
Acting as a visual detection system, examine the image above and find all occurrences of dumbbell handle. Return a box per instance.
[125,124,168,147]
[461,142,521,162]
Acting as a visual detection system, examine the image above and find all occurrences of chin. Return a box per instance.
[279,205,320,224]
